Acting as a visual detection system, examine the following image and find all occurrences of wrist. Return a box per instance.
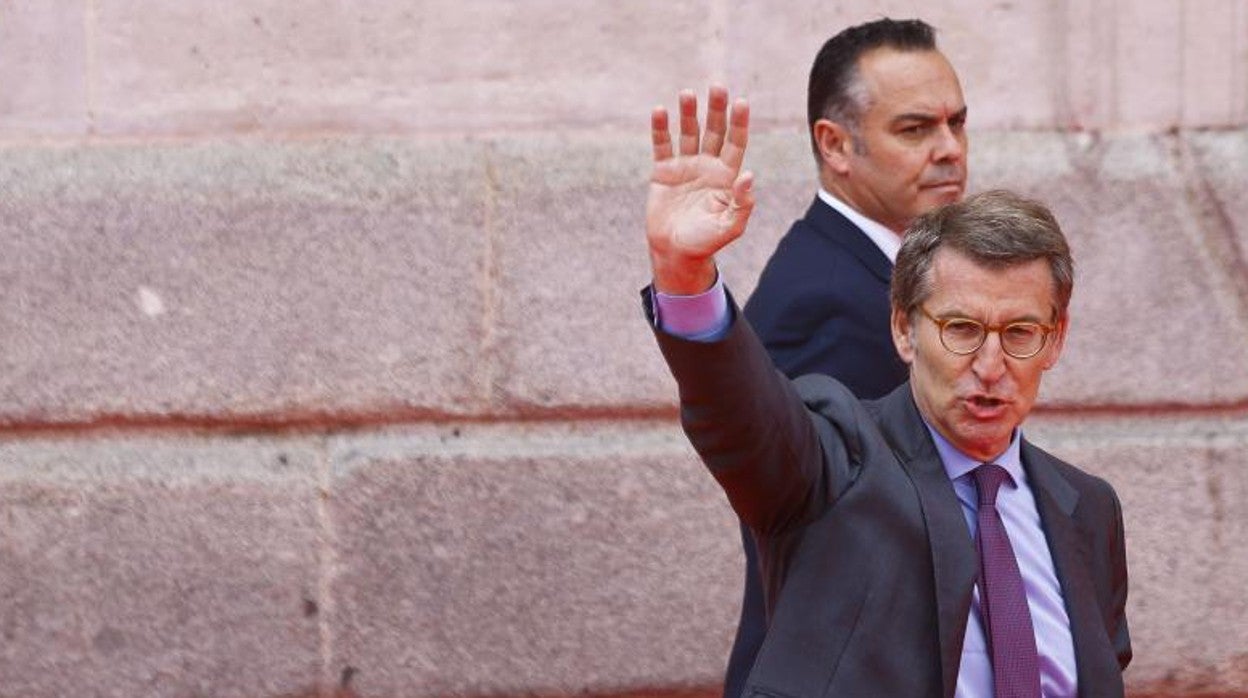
[650,253,717,295]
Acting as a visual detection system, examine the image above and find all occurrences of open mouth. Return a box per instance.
[964,395,1009,419]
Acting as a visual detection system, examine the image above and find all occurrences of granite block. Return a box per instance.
[91,0,716,136]
[0,435,324,698]
[0,139,489,424]
[326,421,741,696]
[0,0,87,136]
[1027,414,1248,694]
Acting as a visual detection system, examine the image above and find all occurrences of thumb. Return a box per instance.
[723,170,755,239]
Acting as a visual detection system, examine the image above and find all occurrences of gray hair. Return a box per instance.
[891,190,1074,319]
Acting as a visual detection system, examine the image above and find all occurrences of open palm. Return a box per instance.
[646,87,754,294]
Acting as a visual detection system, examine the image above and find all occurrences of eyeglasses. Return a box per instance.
[919,306,1055,359]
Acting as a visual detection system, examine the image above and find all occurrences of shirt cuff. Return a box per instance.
[652,274,731,342]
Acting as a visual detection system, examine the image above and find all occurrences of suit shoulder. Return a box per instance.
[745,224,860,322]
[776,215,859,256]
[791,373,869,459]
[758,219,853,276]
[792,372,859,411]
[747,219,871,306]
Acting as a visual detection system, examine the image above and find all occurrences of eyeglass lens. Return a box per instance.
[940,319,1045,358]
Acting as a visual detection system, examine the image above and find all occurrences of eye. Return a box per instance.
[943,319,982,341]
[1003,323,1041,343]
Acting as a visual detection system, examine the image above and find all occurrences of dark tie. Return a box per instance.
[974,463,1041,698]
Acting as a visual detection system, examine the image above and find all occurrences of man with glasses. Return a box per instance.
[642,90,1130,696]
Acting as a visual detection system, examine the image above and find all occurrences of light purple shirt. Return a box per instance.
[653,281,1078,697]
[650,275,731,342]
[926,425,1078,698]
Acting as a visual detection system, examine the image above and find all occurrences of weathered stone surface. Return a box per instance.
[0,435,323,697]
[486,130,814,410]
[971,131,1248,407]
[0,417,1242,697]
[1181,0,1246,126]
[7,131,1245,422]
[0,139,489,424]
[326,422,741,696]
[1060,0,1118,130]
[486,135,665,409]
[1112,1,1185,128]
[1187,130,1248,304]
[717,1,1247,132]
[320,415,1248,697]
[1026,414,1248,694]
[0,5,1244,698]
[4,0,1247,139]
[90,0,716,136]
[723,1,1062,130]
[0,0,87,136]
[493,130,1248,410]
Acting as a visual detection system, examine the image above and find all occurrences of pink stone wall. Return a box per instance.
[4,0,1247,141]
[1,2,1246,697]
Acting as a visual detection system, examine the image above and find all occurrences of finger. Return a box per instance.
[720,97,750,172]
[651,106,673,162]
[678,89,699,156]
[701,85,729,156]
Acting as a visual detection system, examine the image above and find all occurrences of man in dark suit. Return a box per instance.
[642,88,1129,696]
[732,19,969,696]
[745,18,966,386]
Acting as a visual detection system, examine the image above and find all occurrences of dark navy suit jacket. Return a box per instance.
[743,196,906,394]
[729,197,907,698]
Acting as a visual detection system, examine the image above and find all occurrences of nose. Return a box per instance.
[971,330,1007,384]
[932,123,965,164]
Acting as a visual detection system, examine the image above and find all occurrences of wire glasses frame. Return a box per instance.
[918,306,1056,359]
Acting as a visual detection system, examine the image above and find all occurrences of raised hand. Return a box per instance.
[646,86,754,294]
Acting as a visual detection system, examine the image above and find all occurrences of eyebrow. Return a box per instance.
[934,307,1052,325]
[892,105,968,125]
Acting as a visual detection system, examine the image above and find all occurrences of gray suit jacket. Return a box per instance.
[648,294,1131,698]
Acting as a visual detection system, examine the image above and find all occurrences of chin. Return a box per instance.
[926,188,962,206]
[954,424,1012,459]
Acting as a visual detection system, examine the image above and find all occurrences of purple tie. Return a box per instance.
[974,463,1041,698]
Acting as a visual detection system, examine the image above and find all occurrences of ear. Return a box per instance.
[1040,313,1069,370]
[891,306,915,364]
[813,118,854,175]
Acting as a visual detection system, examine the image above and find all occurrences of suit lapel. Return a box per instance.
[1023,443,1120,697]
[874,386,978,698]
[805,198,894,284]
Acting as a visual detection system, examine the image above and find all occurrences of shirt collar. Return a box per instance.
[923,420,1025,487]
[817,188,903,263]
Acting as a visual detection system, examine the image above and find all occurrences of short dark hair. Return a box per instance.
[891,190,1075,319]
[807,18,937,158]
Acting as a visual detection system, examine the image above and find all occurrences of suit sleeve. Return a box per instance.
[647,288,852,535]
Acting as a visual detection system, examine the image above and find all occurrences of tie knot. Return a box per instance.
[973,463,1012,506]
